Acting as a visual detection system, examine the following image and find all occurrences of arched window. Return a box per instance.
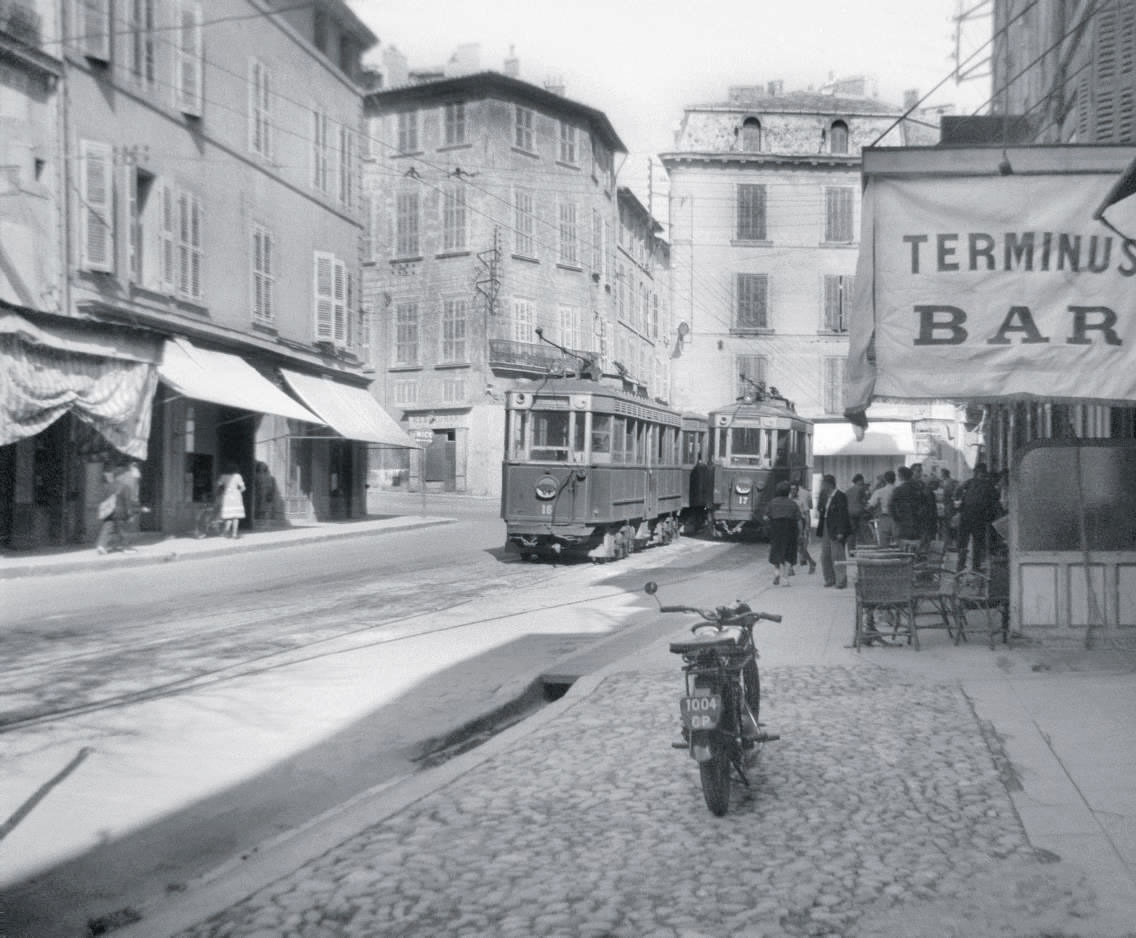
[829,120,849,155]
[740,117,762,152]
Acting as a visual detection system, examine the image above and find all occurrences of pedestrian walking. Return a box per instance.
[866,469,897,546]
[95,462,143,554]
[817,474,852,588]
[843,473,870,550]
[217,463,247,539]
[789,482,816,575]
[956,462,1001,571]
[764,481,800,586]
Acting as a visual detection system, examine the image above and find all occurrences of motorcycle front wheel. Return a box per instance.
[699,743,731,816]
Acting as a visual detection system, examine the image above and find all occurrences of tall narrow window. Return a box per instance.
[514,106,534,151]
[249,60,272,158]
[158,181,175,291]
[513,188,535,257]
[128,169,154,283]
[338,124,354,207]
[822,274,853,332]
[442,298,467,362]
[444,102,466,145]
[75,0,111,61]
[395,190,420,257]
[394,301,419,364]
[559,121,577,163]
[128,0,156,86]
[332,259,347,345]
[397,111,418,153]
[441,184,468,252]
[824,187,855,242]
[512,298,534,343]
[174,0,203,116]
[558,202,578,266]
[252,224,274,323]
[177,191,203,299]
[736,184,766,240]
[559,305,585,351]
[735,273,769,329]
[823,356,845,414]
[740,117,762,151]
[312,110,331,193]
[591,209,603,273]
[442,377,465,403]
[829,120,849,154]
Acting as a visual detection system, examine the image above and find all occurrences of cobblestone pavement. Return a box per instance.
[177,665,1103,938]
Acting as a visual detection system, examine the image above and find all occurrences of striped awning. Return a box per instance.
[0,312,160,458]
[280,369,414,447]
[159,338,323,425]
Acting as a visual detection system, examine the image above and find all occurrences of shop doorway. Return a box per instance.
[425,430,456,492]
[216,408,255,531]
[329,439,354,519]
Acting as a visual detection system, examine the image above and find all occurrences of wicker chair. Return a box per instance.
[853,555,918,650]
[911,543,957,642]
[952,561,1010,648]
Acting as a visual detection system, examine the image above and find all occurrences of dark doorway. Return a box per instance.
[329,440,353,519]
[216,408,255,530]
[425,431,456,492]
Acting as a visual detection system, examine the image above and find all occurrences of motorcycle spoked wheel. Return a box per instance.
[699,743,731,816]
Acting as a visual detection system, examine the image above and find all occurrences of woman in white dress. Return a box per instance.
[217,463,246,538]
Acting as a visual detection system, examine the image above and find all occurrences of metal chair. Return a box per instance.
[911,544,957,642]
[952,559,1010,648]
[853,555,918,650]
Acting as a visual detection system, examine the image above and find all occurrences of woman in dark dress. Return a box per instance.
[765,480,801,586]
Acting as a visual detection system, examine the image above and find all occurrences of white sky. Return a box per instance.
[348,0,993,210]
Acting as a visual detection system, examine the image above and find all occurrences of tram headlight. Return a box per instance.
[535,476,559,500]
[734,478,753,496]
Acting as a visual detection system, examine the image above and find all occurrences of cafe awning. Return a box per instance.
[280,369,414,447]
[159,338,322,424]
[813,420,915,457]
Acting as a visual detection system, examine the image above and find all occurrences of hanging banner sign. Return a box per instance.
[846,167,1136,414]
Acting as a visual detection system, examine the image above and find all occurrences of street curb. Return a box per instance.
[0,518,454,580]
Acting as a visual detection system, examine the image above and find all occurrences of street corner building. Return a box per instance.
[1,1,413,551]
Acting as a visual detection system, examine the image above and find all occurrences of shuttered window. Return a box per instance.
[313,251,335,342]
[395,190,420,257]
[249,60,272,158]
[735,355,768,400]
[735,273,768,330]
[177,192,203,299]
[174,1,203,117]
[252,225,274,323]
[80,140,114,272]
[736,184,766,240]
[394,301,419,364]
[822,274,853,332]
[823,356,845,414]
[75,0,110,61]
[824,187,855,243]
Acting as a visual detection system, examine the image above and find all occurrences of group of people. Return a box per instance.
[763,461,1007,586]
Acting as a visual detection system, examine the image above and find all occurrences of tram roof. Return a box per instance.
[710,398,807,423]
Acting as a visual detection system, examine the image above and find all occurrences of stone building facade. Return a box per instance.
[362,70,671,497]
[661,82,968,488]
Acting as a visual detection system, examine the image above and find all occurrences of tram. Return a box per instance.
[706,383,813,538]
[501,341,706,561]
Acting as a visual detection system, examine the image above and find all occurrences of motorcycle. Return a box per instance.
[645,581,781,816]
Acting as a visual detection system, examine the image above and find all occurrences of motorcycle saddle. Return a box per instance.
[669,628,743,655]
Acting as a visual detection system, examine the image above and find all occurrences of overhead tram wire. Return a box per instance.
[869,0,1043,146]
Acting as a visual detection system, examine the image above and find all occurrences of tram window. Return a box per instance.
[509,411,528,460]
[573,413,586,456]
[530,410,570,460]
[730,427,765,465]
[612,417,627,463]
[592,414,612,455]
[775,430,790,467]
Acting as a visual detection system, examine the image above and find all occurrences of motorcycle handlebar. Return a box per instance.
[659,604,782,624]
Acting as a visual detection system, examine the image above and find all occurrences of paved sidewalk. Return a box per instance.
[112,568,1136,938]
[0,512,454,579]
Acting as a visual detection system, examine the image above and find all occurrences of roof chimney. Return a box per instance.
[503,44,519,78]
[904,88,920,110]
[544,74,565,96]
[766,80,783,97]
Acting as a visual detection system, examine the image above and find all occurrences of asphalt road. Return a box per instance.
[2,505,755,938]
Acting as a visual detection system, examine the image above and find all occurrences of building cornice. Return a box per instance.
[659,151,861,170]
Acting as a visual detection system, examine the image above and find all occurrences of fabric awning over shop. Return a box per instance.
[159,337,323,424]
[280,369,414,447]
[813,421,915,457]
[0,310,160,458]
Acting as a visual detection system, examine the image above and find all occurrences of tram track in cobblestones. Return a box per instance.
[1,542,743,735]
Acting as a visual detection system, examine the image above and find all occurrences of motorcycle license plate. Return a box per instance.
[680,694,721,730]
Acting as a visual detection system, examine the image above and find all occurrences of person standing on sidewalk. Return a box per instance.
[764,481,800,586]
[843,473,870,550]
[789,482,816,575]
[95,462,143,554]
[817,474,852,588]
[217,463,247,539]
[956,462,1000,571]
[866,469,896,546]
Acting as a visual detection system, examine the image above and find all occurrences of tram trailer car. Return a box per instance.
[707,392,813,539]
[501,380,701,561]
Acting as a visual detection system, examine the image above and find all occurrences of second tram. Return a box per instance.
[706,385,813,538]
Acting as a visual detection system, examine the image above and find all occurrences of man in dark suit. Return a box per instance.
[817,473,852,588]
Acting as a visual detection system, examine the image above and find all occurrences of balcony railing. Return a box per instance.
[489,339,591,376]
[0,0,41,46]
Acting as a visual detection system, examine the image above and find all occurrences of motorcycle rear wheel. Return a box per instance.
[699,745,731,816]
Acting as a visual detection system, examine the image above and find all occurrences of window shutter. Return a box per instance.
[80,140,114,272]
[333,258,347,345]
[77,0,111,61]
[175,1,203,117]
[158,181,175,291]
[313,252,334,341]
